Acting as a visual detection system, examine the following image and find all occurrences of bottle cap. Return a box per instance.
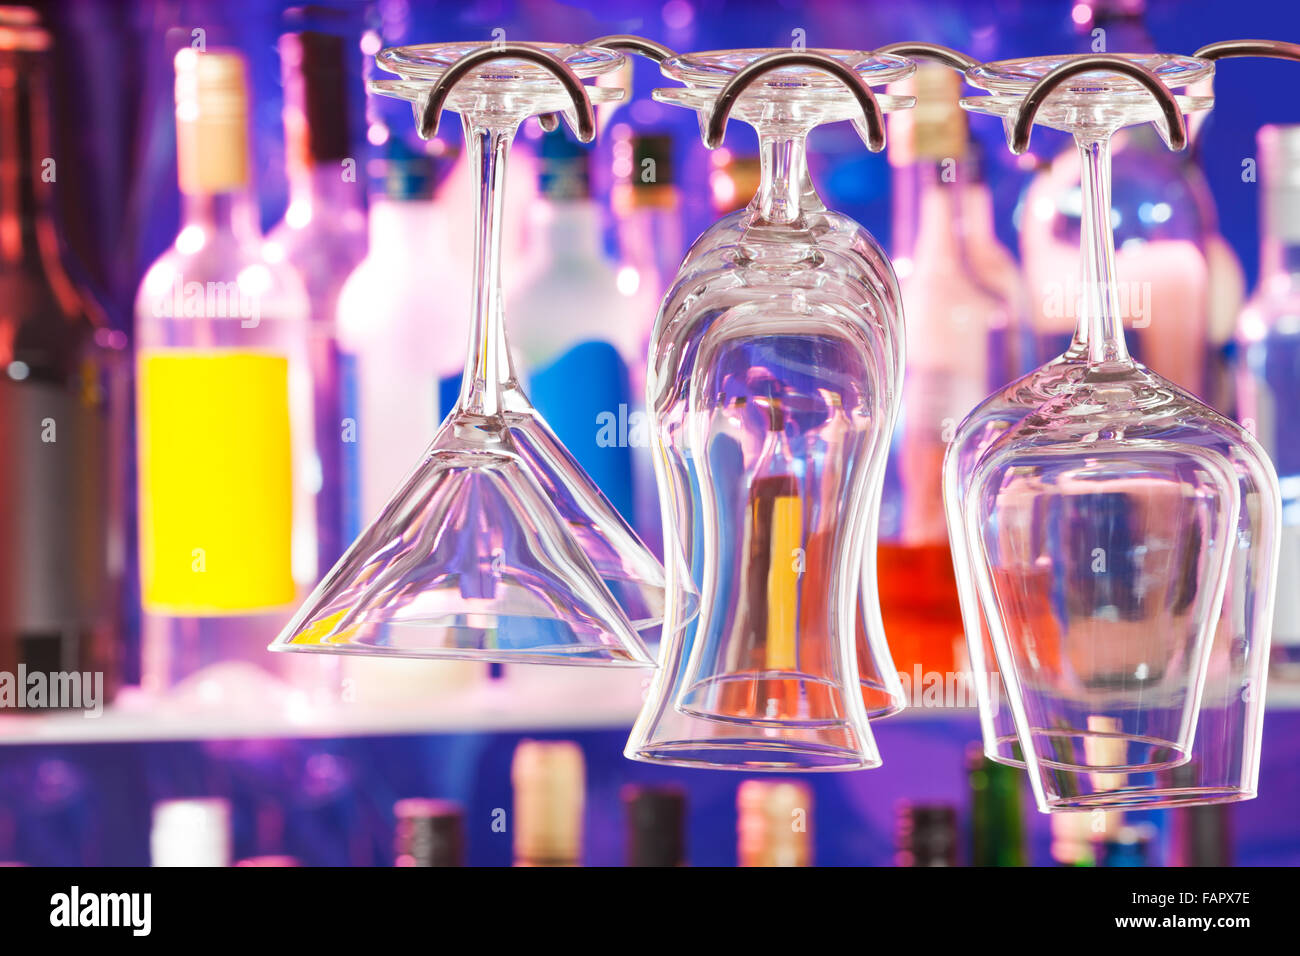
[895,801,957,867]
[174,49,250,194]
[613,132,677,212]
[280,31,351,169]
[631,134,674,186]
[1050,811,1097,866]
[538,132,590,200]
[1077,0,1147,27]
[622,784,686,867]
[1100,823,1155,866]
[736,780,812,867]
[888,64,967,167]
[375,137,437,201]
[151,798,232,867]
[511,740,584,865]
[1260,125,1300,243]
[394,798,465,867]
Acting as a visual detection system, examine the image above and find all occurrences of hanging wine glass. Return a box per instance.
[626,50,916,770]
[271,43,682,666]
[954,53,1281,810]
[650,49,918,721]
[1197,39,1300,683]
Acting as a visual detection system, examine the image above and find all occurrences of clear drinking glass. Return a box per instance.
[625,50,916,770]
[953,53,1280,810]
[1194,41,1300,681]
[649,51,919,720]
[270,42,676,665]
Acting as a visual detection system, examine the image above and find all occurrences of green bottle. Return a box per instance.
[967,743,1027,866]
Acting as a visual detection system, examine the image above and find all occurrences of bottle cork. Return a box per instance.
[511,740,584,866]
[737,779,812,867]
[174,49,250,195]
[888,64,968,167]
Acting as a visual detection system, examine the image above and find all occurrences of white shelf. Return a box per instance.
[0,667,653,746]
[1,668,1296,747]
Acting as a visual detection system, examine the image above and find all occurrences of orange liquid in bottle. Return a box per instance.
[876,540,962,679]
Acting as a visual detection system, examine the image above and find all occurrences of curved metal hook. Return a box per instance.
[539,35,676,132]
[703,50,887,152]
[875,41,977,72]
[416,43,596,141]
[1010,54,1187,154]
[586,34,676,63]
[1194,38,1300,63]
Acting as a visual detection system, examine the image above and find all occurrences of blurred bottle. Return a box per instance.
[736,780,812,867]
[612,131,682,314]
[612,129,682,554]
[623,783,687,867]
[0,7,124,709]
[880,65,1024,679]
[1019,0,1237,402]
[22,758,99,865]
[291,749,369,867]
[511,132,637,519]
[267,31,366,575]
[1166,761,1231,866]
[151,798,231,867]
[967,744,1027,866]
[511,739,584,867]
[336,141,480,701]
[1237,125,1300,678]
[338,141,453,538]
[1099,823,1155,867]
[134,50,313,701]
[394,798,465,867]
[895,802,958,867]
[1049,812,1097,866]
[708,149,762,216]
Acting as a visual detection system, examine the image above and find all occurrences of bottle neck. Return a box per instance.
[287,163,362,217]
[892,161,969,262]
[1260,187,1300,284]
[174,56,253,242]
[0,50,56,267]
[368,195,442,256]
[535,199,604,261]
[1261,238,1300,283]
[179,189,260,245]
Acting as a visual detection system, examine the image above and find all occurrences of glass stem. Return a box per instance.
[756,131,809,224]
[1076,133,1130,369]
[457,117,518,417]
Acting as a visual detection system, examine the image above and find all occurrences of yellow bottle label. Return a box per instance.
[139,350,295,613]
